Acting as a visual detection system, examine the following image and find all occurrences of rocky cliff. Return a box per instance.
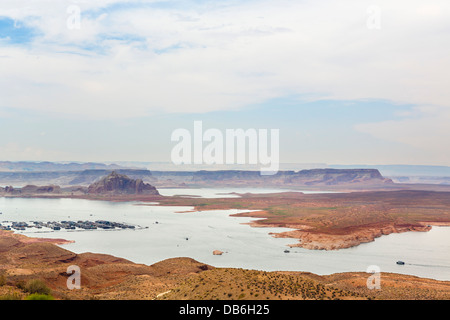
[87,171,159,195]
[151,168,393,187]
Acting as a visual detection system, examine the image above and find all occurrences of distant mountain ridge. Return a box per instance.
[0,171,160,196]
[151,168,392,187]
[0,161,135,172]
[0,168,392,190]
[2,161,449,177]
[0,169,154,187]
[330,164,450,177]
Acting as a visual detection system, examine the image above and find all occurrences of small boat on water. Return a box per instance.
[396,261,405,265]
[284,249,290,253]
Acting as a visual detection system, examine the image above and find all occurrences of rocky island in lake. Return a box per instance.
[87,171,159,195]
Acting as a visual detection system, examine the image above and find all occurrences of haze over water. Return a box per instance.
[1,189,449,281]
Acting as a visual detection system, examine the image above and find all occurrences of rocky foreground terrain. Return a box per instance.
[0,230,448,300]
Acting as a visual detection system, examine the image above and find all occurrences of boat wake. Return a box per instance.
[405,263,450,269]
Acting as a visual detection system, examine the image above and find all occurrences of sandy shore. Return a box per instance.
[269,224,433,250]
[0,229,74,246]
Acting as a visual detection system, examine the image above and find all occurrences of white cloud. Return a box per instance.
[0,0,449,124]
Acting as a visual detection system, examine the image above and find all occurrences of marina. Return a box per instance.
[0,220,138,231]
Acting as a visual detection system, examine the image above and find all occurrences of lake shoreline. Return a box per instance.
[1,195,450,282]
[2,189,450,252]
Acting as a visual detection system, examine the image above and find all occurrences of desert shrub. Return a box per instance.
[25,293,54,300]
[15,280,26,290]
[0,274,6,286]
[0,292,22,300]
[24,279,51,295]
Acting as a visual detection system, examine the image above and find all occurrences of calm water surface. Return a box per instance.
[1,190,449,281]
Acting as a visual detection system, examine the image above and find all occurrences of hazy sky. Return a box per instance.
[0,0,449,165]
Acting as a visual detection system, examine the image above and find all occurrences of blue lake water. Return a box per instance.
[1,189,449,281]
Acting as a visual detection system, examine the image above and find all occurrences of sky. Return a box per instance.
[0,0,449,166]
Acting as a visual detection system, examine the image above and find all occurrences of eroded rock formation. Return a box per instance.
[87,171,159,195]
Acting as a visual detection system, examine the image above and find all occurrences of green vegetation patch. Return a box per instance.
[25,293,54,300]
